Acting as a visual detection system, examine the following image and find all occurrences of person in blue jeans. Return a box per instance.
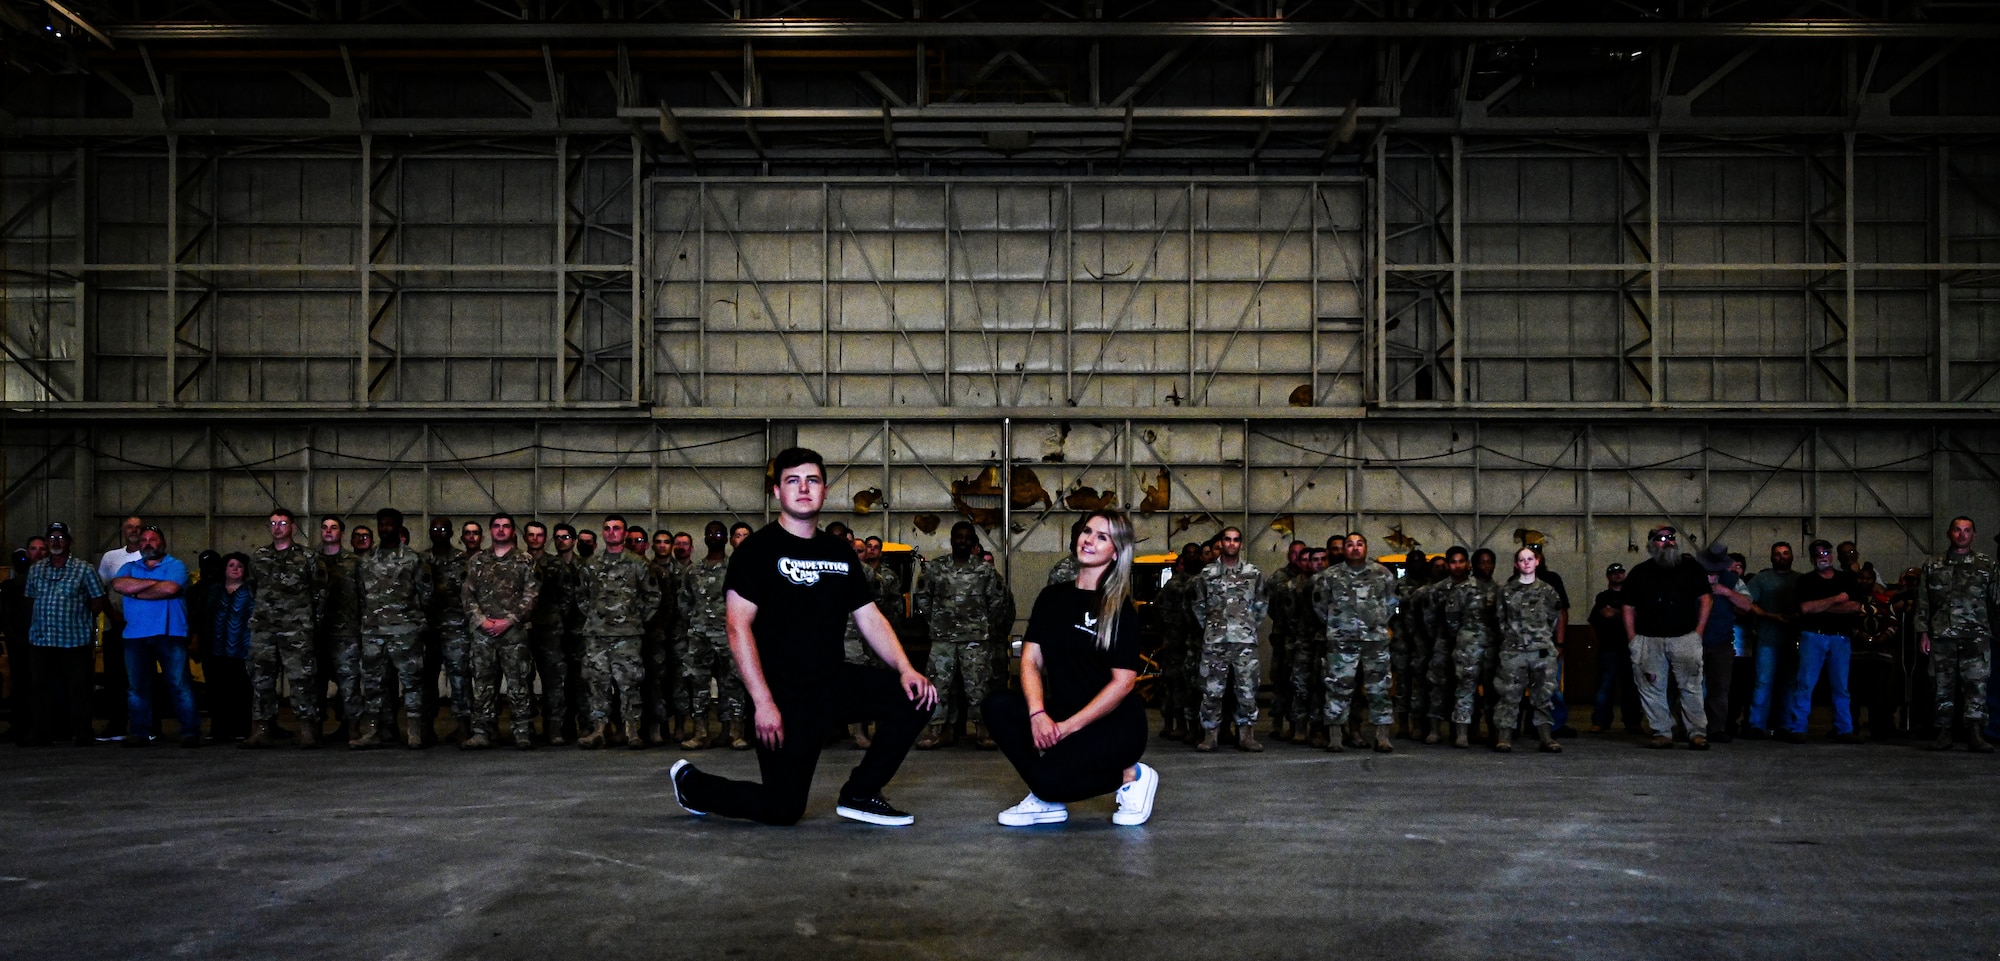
[1743,543,1800,738]
[1786,539,1862,744]
[107,525,198,747]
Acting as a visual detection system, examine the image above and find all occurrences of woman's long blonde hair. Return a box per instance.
[1080,509,1137,651]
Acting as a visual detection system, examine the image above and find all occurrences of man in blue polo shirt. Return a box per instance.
[24,522,107,747]
[109,525,197,747]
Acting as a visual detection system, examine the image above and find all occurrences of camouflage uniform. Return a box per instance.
[1286,572,1325,730]
[576,550,662,733]
[528,551,577,738]
[316,550,364,723]
[426,548,472,723]
[1153,569,1198,730]
[1421,580,1458,723]
[1915,549,2000,726]
[1391,576,1432,720]
[248,543,327,723]
[916,556,1012,724]
[1046,555,1080,586]
[1492,577,1563,733]
[1313,560,1399,727]
[357,543,432,729]
[677,557,731,721]
[1191,558,1267,730]
[644,556,687,731]
[1443,576,1501,725]
[461,547,541,741]
[843,562,903,670]
[1263,564,1305,726]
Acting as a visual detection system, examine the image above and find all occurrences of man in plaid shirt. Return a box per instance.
[24,521,107,746]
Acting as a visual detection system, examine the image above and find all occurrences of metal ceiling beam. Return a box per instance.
[103,20,2000,42]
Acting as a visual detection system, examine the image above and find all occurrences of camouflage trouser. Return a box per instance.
[1491,646,1559,733]
[1324,631,1394,726]
[1288,630,1327,727]
[249,627,318,722]
[325,629,363,721]
[1931,634,1992,724]
[926,636,993,724]
[1450,634,1497,725]
[714,630,748,722]
[1200,635,1261,729]
[529,623,570,738]
[675,627,717,720]
[843,623,885,668]
[1426,631,1458,721]
[468,624,535,739]
[1392,629,1429,718]
[1157,628,1192,726]
[1268,628,1294,724]
[584,634,645,730]
[642,628,670,727]
[359,629,425,722]
[439,619,472,718]
[562,629,587,737]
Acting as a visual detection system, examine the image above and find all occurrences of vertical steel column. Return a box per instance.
[629,135,644,405]
[1063,183,1075,402]
[164,135,178,404]
[359,134,372,405]
[882,418,893,547]
[302,426,314,519]
[1186,183,1198,402]
[1648,131,1662,404]
[650,423,662,533]
[1582,424,1595,576]
[1001,417,1013,584]
[1843,132,1857,406]
[1938,146,1951,401]
[1121,418,1133,516]
[73,147,88,402]
[822,183,833,406]
[1352,420,1366,535]
[698,182,708,404]
[1450,136,1464,405]
[1374,135,1388,404]
[943,182,953,406]
[1240,419,1251,534]
[1310,182,1321,404]
[555,135,568,404]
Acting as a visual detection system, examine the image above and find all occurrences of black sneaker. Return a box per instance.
[668,759,707,816]
[836,793,914,827]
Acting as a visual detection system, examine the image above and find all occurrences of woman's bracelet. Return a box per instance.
[1029,709,1046,719]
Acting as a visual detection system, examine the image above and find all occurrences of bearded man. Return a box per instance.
[1620,525,1713,750]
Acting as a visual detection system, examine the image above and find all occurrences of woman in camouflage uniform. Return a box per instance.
[1493,547,1564,754]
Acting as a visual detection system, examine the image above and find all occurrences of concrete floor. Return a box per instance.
[3,723,1997,961]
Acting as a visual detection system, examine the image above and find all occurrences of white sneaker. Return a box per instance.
[1111,762,1157,826]
[996,793,1069,827]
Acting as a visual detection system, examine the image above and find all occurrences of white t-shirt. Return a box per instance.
[98,547,144,615]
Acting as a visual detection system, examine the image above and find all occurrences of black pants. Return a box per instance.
[1703,645,1734,737]
[205,656,252,741]
[678,663,930,825]
[983,690,1146,804]
[1850,653,1902,738]
[32,646,95,744]
[5,634,36,742]
[99,625,129,735]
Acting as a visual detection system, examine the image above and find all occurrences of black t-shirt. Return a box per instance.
[724,522,875,684]
[1024,583,1143,721]
[1620,556,1709,637]
[1794,569,1860,637]
[1541,568,1571,611]
[1588,588,1626,645]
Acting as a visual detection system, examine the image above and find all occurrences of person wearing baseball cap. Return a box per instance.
[1589,562,1638,733]
[23,522,109,746]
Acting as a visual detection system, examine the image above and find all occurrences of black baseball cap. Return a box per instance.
[46,521,70,536]
[1606,562,1626,575]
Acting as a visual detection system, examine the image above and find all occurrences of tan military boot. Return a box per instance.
[1237,726,1263,752]
[915,724,944,750]
[1452,722,1470,748]
[848,722,872,750]
[729,720,751,750]
[1969,726,1995,754]
[1195,727,1218,752]
[348,720,381,750]
[1374,724,1395,753]
[296,720,319,749]
[1308,724,1329,750]
[1929,726,1955,751]
[406,712,428,749]
[1393,713,1411,740]
[460,732,491,750]
[975,722,998,750]
[1537,723,1562,754]
[1423,718,1442,745]
[578,721,607,749]
[238,720,270,749]
[1492,731,1513,752]
[680,719,708,751]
